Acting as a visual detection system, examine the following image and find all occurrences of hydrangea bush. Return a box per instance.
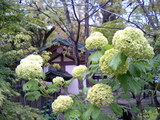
[15,27,159,120]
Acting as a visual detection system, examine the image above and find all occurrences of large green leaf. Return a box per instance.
[109,52,127,71]
[91,105,101,120]
[88,51,103,63]
[117,73,131,91]
[25,91,41,101]
[46,84,59,94]
[82,104,100,120]
[64,110,82,120]
[117,72,141,94]
[110,103,123,117]
[23,80,39,91]
[101,44,114,54]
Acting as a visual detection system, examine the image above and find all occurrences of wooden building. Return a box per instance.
[41,38,86,94]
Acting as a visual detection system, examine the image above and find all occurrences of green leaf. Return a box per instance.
[46,84,59,94]
[64,80,73,86]
[82,106,92,120]
[96,113,113,120]
[128,78,141,94]
[117,73,131,91]
[23,80,39,91]
[101,44,114,54]
[88,51,103,63]
[87,77,98,84]
[110,103,123,117]
[108,52,127,71]
[129,63,142,77]
[64,110,82,120]
[82,104,100,120]
[91,105,100,120]
[25,91,41,101]
[117,72,141,94]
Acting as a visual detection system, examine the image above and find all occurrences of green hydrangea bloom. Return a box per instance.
[52,77,64,83]
[72,65,87,78]
[20,54,43,66]
[112,27,154,59]
[16,54,43,80]
[85,32,108,50]
[16,62,42,80]
[52,95,73,114]
[99,48,129,75]
[143,44,155,59]
[87,84,113,107]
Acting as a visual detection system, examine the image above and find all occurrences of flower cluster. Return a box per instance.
[52,95,73,114]
[72,65,87,78]
[85,32,108,50]
[87,84,113,107]
[112,27,154,59]
[99,48,129,75]
[16,54,43,80]
[20,54,43,66]
[52,77,64,83]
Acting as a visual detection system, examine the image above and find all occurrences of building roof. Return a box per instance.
[40,38,85,52]
[44,68,72,82]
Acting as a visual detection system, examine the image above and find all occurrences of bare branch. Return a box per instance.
[99,5,147,34]
[80,1,110,22]
[128,5,139,21]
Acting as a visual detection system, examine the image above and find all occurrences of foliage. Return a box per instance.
[93,19,125,43]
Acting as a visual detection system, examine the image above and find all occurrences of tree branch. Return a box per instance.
[137,0,157,30]
[128,5,139,21]
[99,5,147,34]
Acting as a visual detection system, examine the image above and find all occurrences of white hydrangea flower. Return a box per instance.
[87,84,113,107]
[52,77,64,83]
[20,54,43,66]
[85,32,108,50]
[112,27,154,59]
[16,62,42,80]
[99,48,129,75]
[72,65,87,78]
[52,95,73,113]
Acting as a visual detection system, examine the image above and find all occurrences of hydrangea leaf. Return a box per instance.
[88,51,103,63]
[117,72,133,91]
[108,52,127,71]
[117,72,141,94]
[96,113,113,120]
[101,44,114,54]
[82,104,100,120]
[46,84,59,94]
[110,103,123,117]
[23,80,39,92]
[25,91,41,101]
[91,105,101,119]
[64,110,82,120]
